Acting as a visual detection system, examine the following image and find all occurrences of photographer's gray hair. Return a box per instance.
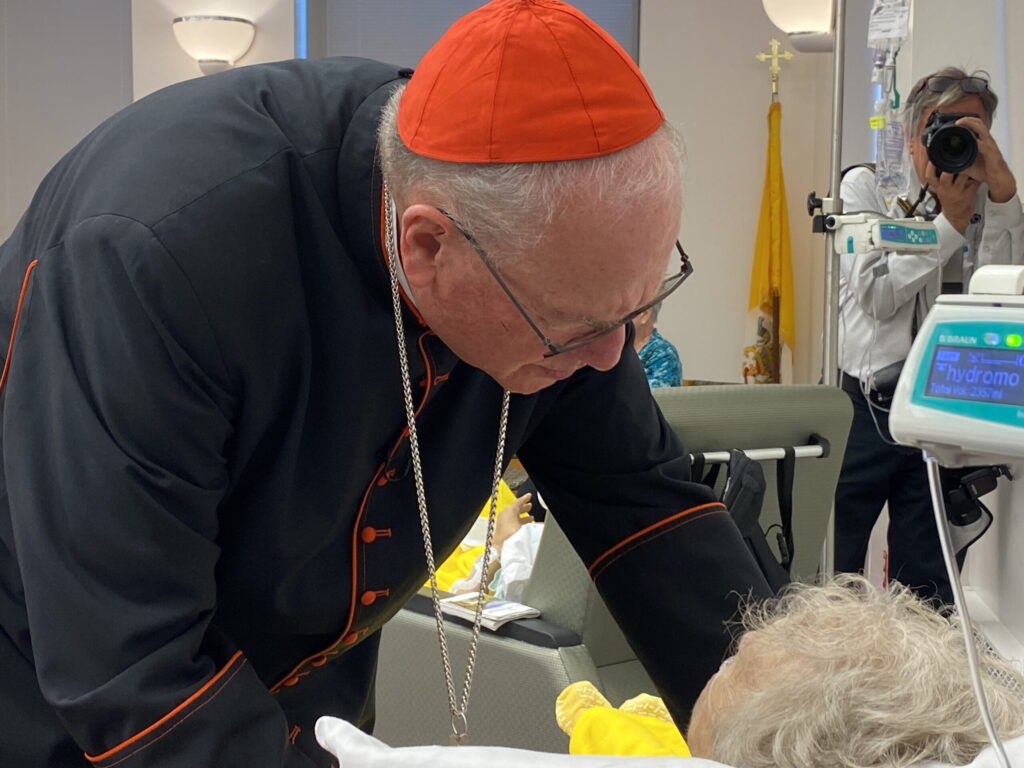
[905,66,998,132]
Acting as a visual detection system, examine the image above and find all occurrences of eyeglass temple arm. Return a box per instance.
[473,248,560,352]
[439,208,560,353]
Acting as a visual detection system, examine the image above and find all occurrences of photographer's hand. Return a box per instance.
[956,115,1017,203]
[923,161,978,234]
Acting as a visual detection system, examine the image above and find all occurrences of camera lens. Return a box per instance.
[926,124,978,174]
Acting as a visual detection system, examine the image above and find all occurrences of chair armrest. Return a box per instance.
[404,590,582,649]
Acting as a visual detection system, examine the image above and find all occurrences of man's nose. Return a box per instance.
[572,327,626,371]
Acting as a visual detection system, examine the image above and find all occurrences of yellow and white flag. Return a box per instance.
[742,101,794,384]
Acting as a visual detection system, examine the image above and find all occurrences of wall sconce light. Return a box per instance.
[172,15,256,74]
[761,0,835,53]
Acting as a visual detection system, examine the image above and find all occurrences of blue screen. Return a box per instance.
[879,224,907,243]
[925,345,1024,406]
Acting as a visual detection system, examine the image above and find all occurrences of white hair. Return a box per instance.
[710,574,1024,768]
[376,83,683,261]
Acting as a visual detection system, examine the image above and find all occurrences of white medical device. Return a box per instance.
[825,211,939,254]
[890,265,1024,467]
[887,264,1024,768]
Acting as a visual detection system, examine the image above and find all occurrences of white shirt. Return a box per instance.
[838,166,1024,383]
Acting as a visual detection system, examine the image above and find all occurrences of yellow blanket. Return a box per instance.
[555,681,690,757]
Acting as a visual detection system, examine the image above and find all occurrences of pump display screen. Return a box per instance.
[878,223,938,246]
[924,345,1024,406]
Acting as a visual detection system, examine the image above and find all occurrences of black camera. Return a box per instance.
[921,111,978,174]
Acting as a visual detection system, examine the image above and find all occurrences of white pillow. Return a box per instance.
[917,735,1024,768]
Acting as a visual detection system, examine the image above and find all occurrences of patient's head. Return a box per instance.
[688,574,1024,767]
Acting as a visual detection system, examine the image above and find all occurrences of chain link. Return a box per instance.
[383,180,510,744]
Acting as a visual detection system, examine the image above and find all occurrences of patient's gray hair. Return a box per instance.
[711,574,1024,768]
[377,84,682,261]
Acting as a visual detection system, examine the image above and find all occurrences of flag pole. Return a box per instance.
[755,38,793,104]
[755,39,793,383]
[771,297,781,383]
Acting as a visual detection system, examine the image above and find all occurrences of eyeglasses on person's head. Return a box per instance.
[916,74,990,97]
[436,208,693,358]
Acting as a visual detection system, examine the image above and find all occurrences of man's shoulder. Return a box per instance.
[25,57,404,237]
[839,164,890,214]
[840,164,877,193]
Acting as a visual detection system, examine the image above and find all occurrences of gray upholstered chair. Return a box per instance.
[373,384,852,752]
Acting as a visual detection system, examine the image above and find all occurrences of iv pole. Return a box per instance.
[815,0,846,576]
[820,0,847,388]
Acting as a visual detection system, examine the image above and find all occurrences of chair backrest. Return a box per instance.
[650,383,852,580]
[520,513,656,705]
[520,384,853,703]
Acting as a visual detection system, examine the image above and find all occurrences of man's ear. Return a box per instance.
[399,204,455,289]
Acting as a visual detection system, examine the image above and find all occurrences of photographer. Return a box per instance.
[834,67,1024,606]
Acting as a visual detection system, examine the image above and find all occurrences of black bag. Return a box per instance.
[694,450,791,594]
[939,464,1010,555]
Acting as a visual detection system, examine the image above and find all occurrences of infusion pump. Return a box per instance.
[890,266,1024,467]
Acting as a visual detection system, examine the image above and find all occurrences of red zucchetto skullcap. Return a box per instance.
[397,0,664,163]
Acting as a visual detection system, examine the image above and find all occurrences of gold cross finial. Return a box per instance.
[756,38,794,99]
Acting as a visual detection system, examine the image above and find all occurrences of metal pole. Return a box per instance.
[821,0,848,578]
[821,0,847,388]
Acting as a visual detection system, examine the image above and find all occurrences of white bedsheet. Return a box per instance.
[315,716,1024,768]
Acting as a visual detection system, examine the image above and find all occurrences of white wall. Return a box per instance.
[0,1,295,237]
[900,0,1011,157]
[132,0,295,100]
[1008,0,1024,184]
[0,0,132,240]
[322,0,638,67]
[0,0,7,240]
[640,0,843,384]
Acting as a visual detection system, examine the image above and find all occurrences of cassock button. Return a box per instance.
[283,675,300,687]
[311,656,329,667]
[342,632,360,645]
[360,590,378,606]
[360,527,377,543]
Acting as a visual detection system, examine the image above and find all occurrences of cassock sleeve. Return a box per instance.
[3,215,317,766]
[516,343,772,727]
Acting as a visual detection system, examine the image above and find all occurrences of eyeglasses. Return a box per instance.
[916,75,990,96]
[437,208,693,358]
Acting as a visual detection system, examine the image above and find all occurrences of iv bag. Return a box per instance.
[875,116,909,204]
[868,0,910,204]
[867,0,909,48]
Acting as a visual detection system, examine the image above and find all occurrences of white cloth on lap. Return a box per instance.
[492,522,543,603]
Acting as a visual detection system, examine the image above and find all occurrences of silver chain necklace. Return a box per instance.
[383,180,511,746]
